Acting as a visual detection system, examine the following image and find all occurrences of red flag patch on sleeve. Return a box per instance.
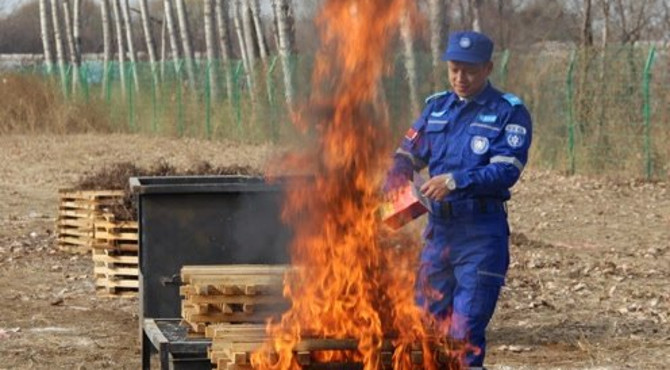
[405,128,418,141]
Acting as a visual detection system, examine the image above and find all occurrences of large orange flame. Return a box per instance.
[254,1,462,369]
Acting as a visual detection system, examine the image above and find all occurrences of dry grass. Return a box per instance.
[0,73,112,134]
[2,46,669,180]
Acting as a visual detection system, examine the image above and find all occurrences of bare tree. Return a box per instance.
[160,7,167,79]
[73,0,81,67]
[582,0,594,47]
[111,0,127,95]
[39,0,54,74]
[601,0,611,49]
[50,0,67,92]
[203,0,218,99]
[470,0,483,32]
[232,0,254,93]
[62,0,80,91]
[121,0,140,91]
[163,0,181,76]
[613,0,653,44]
[249,0,268,63]
[175,0,196,87]
[100,0,112,97]
[138,0,158,88]
[241,0,257,76]
[427,0,444,90]
[400,13,420,118]
[273,0,295,110]
[215,0,234,101]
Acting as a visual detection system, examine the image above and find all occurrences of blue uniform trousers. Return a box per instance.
[416,200,509,366]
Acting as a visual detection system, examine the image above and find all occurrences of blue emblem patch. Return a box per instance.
[505,124,527,148]
[478,114,497,123]
[470,135,490,155]
[459,37,472,49]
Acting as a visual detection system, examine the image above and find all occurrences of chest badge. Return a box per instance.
[470,135,490,155]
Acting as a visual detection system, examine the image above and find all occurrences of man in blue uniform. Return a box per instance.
[386,31,532,368]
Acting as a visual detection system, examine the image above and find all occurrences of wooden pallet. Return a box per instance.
[56,189,125,254]
[180,265,289,335]
[91,212,139,298]
[93,214,139,252]
[93,248,139,297]
[205,325,458,370]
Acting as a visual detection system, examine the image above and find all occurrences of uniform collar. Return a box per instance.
[449,81,495,107]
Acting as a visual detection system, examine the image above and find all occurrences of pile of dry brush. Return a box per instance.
[75,160,262,220]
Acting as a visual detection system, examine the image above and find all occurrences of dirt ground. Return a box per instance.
[0,134,668,369]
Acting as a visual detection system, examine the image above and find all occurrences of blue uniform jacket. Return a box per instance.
[390,82,532,207]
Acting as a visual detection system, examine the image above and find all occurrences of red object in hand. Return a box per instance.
[380,173,431,230]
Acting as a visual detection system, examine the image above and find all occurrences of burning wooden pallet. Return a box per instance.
[92,213,139,298]
[180,265,289,335]
[56,189,125,254]
[205,324,459,370]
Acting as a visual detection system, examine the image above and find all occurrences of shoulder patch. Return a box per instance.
[424,91,448,104]
[502,93,523,106]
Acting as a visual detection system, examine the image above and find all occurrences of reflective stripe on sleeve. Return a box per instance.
[396,148,427,170]
[490,155,524,172]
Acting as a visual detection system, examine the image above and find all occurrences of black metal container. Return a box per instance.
[130,175,294,369]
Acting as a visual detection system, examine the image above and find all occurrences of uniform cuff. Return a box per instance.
[451,170,471,190]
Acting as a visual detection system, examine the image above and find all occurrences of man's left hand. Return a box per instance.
[420,174,450,201]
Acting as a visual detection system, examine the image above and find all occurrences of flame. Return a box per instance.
[254,0,464,369]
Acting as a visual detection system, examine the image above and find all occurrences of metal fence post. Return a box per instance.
[566,49,577,176]
[127,62,136,132]
[151,67,158,133]
[267,55,279,141]
[233,61,243,133]
[205,60,212,139]
[176,60,185,137]
[642,46,656,180]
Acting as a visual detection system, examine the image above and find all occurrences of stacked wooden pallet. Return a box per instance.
[205,328,457,370]
[57,190,125,254]
[93,213,139,297]
[180,265,289,335]
[205,323,268,370]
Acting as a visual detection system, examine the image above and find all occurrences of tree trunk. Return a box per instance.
[73,0,81,66]
[241,0,257,76]
[121,0,140,91]
[139,0,158,88]
[111,0,127,96]
[427,0,443,91]
[273,0,294,110]
[163,0,181,76]
[203,0,218,99]
[215,0,234,101]
[582,0,593,47]
[50,0,68,92]
[39,0,54,74]
[62,0,80,92]
[249,0,268,63]
[232,0,254,94]
[470,0,482,32]
[399,13,420,118]
[101,0,112,97]
[160,8,167,80]
[174,0,196,88]
[497,0,506,48]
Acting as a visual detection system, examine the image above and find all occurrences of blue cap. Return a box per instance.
[442,31,494,64]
